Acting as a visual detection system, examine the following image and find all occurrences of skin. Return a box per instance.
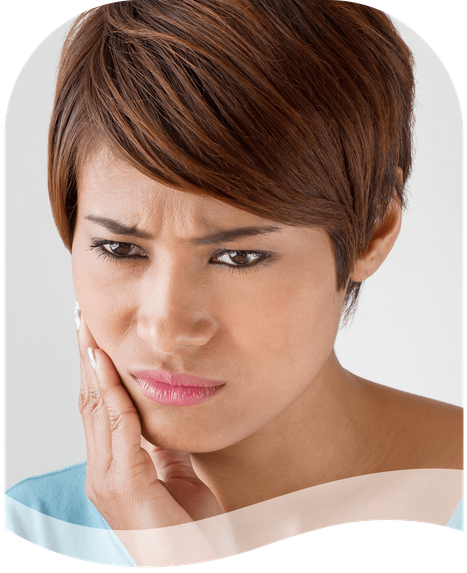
[73,148,462,549]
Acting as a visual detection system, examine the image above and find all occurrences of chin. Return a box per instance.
[142,431,224,453]
[140,420,230,453]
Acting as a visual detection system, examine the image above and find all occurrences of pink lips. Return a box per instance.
[131,369,225,406]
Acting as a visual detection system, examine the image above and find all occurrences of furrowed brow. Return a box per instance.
[85,215,154,239]
[190,225,282,245]
[85,215,281,244]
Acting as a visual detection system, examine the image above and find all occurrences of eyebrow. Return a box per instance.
[85,214,282,245]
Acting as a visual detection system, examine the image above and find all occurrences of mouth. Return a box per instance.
[131,369,225,406]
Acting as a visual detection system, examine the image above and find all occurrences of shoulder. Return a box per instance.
[6,462,108,528]
[360,379,463,471]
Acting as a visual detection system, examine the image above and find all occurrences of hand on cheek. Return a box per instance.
[74,304,223,563]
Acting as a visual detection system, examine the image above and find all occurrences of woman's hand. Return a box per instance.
[76,307,223,536]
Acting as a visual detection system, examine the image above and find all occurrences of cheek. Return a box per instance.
[72,252,138,350]
[226,267,342,366]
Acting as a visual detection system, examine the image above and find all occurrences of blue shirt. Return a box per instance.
[5,463,463,566]
[5,463,135,566]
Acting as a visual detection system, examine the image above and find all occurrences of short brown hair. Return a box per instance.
[48,0,415,324]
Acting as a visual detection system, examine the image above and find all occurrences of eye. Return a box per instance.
[89,241,272,270]
[210,249,271,268]
[102,242,139,257]
[89,240,147,260]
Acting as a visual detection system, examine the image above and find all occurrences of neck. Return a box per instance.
[190,350,374,512]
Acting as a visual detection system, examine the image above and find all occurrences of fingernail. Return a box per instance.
[74,302,81,331]
[87,347,97,370]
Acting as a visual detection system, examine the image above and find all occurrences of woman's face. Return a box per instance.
[72,149,346,452]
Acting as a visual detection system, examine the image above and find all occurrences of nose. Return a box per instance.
[136,262,218,355]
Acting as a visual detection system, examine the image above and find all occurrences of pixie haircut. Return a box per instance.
[48,0,415,324]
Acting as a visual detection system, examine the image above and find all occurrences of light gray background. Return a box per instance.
[5,16,462,490]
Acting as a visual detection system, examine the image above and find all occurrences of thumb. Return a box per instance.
[141,437,199,483]
[141,437,223,520]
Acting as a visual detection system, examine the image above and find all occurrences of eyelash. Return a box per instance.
[88,240,273,273]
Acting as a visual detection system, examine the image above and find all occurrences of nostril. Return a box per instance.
[137,315,217,355]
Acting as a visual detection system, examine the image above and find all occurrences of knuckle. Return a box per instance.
[78,346,89,366]
[78,389,88,413]
[78,390,88,414]
[108,410,127,433]
[78,388,105,418]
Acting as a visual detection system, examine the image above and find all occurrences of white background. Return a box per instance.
[4,0,463,491]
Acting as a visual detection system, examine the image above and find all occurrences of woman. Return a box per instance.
[6,0,463,566]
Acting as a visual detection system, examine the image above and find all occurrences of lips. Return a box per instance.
[131,369,225,406]
[132,369,223,388]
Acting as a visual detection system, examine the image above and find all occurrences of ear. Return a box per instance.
[350,173,403,283]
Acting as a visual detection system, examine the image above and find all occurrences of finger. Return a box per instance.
[140,440,223,521]
[141,435,163,458]
[78,313,157,483]
[94,348,152,477]
[77,312,156,485]
[77,311,113,473]
[78,312,148,479]
[144,442,199,484]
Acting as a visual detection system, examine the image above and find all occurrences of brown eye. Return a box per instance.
[103,242,136,256]
[213,250,264,267]
[229,251,255,265]
[90,241,148,260]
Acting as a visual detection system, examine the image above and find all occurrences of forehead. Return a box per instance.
[78,148,278,235]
